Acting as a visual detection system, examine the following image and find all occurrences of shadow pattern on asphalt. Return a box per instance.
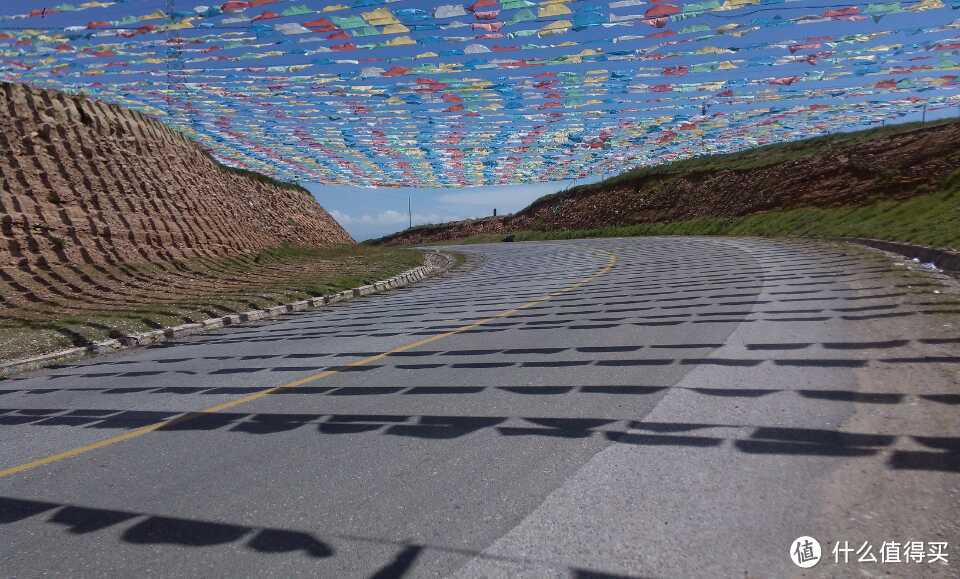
[0,495,643,579]
[1,408,957,471]
[1,238,957,577]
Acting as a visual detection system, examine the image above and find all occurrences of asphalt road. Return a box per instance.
[1,237,958,578]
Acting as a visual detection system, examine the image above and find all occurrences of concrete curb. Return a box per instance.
[837,237,960,274]
[0,251,457,378]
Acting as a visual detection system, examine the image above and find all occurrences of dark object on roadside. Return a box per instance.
[503,234,515,242]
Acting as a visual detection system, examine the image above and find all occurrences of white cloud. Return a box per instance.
[329,209,354,224]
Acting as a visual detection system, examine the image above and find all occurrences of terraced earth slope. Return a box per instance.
[0,81,351,269]
[374,119,960,248]
[0,82,394,363]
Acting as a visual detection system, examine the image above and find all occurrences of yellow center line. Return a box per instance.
[0,250,618,479]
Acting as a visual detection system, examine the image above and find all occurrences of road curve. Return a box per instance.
[1,237,958,578]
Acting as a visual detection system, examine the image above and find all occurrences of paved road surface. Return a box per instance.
[1,237,958,578]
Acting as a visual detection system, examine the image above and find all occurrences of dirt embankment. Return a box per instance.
[0,81,352,270]
[378,120,960,245]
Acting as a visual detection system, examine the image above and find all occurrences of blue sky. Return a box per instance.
[3,0,957,241]
[310,98,956,241]
[4,1,956,190]
[309,176,601,240]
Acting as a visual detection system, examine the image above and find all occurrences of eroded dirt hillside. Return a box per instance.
[377,119,960,245]
[0,81,352,269]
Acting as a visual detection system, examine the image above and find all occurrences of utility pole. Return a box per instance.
[922,103,927,127]
[408,195,412,229]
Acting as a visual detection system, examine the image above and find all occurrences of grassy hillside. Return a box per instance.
[441,174,960,251]
[374,119,960,250]
[0,245,423,364]
[540,119,956,203]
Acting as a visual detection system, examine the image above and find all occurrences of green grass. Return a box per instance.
[427,175,960,251]
[384,119,959,251]
[0,244,424,364]
[537,118,958,206]
[418,233,504,246]
[255,242,372,262]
